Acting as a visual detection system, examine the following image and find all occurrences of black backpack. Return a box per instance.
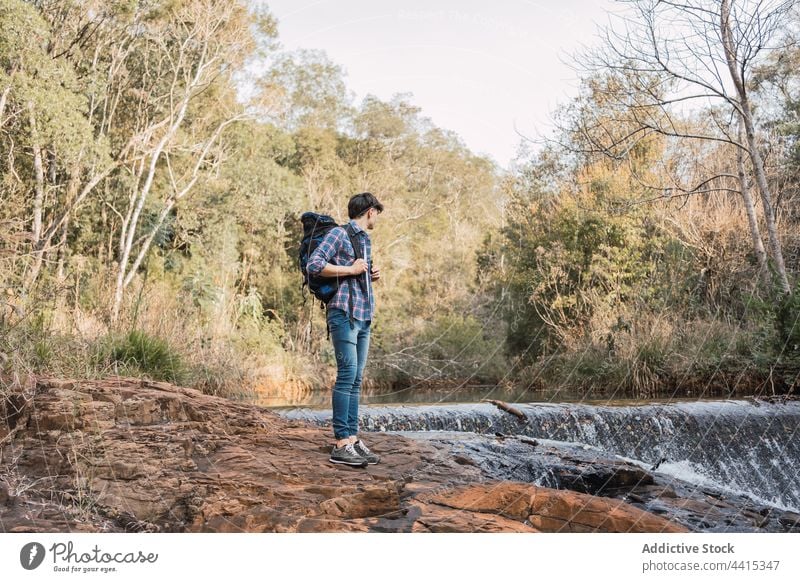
[298,212,367,329]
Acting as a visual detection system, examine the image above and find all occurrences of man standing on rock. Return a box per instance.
[307,192,384,467]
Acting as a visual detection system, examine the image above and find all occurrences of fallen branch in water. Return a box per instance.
[481,399,527,422]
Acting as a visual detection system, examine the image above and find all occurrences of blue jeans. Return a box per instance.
[327,307,371,440]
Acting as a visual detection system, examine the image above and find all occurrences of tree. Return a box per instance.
[105,0,261,323]
[0,0,107,295]
[574,0,795,293]
[264,49,352,132]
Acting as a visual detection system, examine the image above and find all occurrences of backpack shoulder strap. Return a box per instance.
[343,223,367,295]
[343,223,363,260]
[342,223,366,328]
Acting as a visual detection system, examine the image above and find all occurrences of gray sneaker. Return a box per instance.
[353,439,380,464]
[329,443,368,467]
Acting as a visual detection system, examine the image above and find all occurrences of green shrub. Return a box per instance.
[416,313,509,382]
[775,286,800,361]
[99,330,187,384]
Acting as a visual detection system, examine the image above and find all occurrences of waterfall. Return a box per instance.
[282,400,800,510]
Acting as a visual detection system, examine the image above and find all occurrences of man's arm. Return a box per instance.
[307,228,362,277]
[318,262,359,277]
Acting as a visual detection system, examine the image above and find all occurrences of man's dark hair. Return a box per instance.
[348,192,384,219]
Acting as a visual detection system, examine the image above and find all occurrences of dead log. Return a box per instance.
[481,399,527,422]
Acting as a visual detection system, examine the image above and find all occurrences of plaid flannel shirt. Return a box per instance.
[306,220,374,321]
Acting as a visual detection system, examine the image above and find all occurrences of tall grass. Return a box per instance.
[0,271,315,401]
[524,313,776,398]
[96,330,187,384]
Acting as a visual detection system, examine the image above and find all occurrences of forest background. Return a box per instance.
[1,0,799,401]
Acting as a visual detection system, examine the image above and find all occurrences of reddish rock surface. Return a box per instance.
[418,482,686,533]
[0,377,687,533]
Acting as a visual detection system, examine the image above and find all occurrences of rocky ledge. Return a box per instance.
[0,377,779,533]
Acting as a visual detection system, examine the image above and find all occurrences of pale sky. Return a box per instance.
[263,0,621,169]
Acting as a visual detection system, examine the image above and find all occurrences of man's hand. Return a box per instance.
[349,258,369,275]
[370,266,381,281]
